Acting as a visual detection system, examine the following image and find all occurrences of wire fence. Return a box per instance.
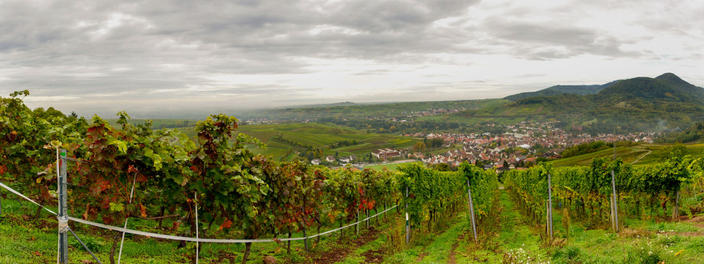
[0,149,482,263]
[0,152,403,263]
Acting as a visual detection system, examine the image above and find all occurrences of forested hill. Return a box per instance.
[505,84,609,101]
[457,73,704,133]
[598,73,704,103]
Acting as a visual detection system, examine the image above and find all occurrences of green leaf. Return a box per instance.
[109,202,124,212]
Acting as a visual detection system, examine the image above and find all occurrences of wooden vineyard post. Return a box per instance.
[466,180,478,243]
[58,149,68,264]
[547,173,553,241]
[610,170,619,232]
[405,187,409,244]
[673,191,680,220]
[355,208,359,236]
[610,195,614,231]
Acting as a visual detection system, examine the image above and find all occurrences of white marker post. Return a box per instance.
[610,170,619,232]
[405,187,409,244]
[547,173,553,241]
[466,180,478,243]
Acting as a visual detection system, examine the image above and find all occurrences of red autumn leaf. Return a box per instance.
[139,203,147,218]
[136,174,147,183]
[128,165,138,174]
[33,251,41,256]
[172,221,181,231]
[219,219,233,230]
[83,204,90,220]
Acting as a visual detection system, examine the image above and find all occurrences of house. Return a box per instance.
[311,159,321,165]
[325,156,335,163]
[371,149,401,160]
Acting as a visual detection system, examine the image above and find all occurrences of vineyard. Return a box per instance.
[2,91,704,263]
[0,92,499,263]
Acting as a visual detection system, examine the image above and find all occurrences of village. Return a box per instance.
[367,121,657,170]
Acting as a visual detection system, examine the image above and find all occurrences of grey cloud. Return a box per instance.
[0,0,702,117]
[482,18,639,59]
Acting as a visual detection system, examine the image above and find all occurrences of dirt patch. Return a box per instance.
[415,252,428,262]
[214,251,238,264]
[682,215,704,227]
[657,231,704,237]
[620,228,654,239]
[447,241,459,264]
[361,249,384,263]
[311,227,380,264]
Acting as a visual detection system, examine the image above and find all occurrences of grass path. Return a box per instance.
[631,148,653,164]
[455,190,549,263]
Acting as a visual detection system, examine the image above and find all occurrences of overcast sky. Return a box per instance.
[1,0,703,117]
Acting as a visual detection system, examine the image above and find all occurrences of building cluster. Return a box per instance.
[371,148,401,160]
[387,121,656,169]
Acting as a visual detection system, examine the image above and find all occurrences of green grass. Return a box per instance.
[363,160,415,171]
[0,197,400,264]
[237,123,419,161]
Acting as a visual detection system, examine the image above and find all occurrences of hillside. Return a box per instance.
[550,143,704,167]
[599,73,704,103]
[661,122,704,143]
[236,123,419,161]
[456,73,704,134]
[238,99,504,122]
[505,84,608,101]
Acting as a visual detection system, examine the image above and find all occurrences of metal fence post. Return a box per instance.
[547,173,553,241]
[466,180,478,243]
[58,149,68,264]
[195,193,199,264]
[611,170,619,232]
[404,186,409,244]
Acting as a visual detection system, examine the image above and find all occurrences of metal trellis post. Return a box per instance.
[405,186,409,244]
[195,193,199,264]
[58,149,68,264]
[611,170,619,232]
[466,180,478,243]
[547,173,553,241]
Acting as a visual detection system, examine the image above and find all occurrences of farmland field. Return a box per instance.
[236,123,420,161]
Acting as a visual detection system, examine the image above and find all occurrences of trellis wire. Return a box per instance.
[0,179,398,244]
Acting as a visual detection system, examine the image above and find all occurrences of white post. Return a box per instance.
[466,180,478,243]
[195,193,199,264]
[58,149,68,264]
[611,170,619,232]
[118,173,137,264]
[547,173,553,240]
[405,187,409,244]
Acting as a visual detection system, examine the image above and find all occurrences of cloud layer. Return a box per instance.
[1,0,703,117]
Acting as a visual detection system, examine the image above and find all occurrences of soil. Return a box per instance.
[311,227,380,264]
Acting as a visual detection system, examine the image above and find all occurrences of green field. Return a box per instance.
[237,123,419,161]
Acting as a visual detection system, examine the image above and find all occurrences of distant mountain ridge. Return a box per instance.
[596,73,704,103]
[505,73,704,103]
[505,84,610,101]
[459,73,704,134]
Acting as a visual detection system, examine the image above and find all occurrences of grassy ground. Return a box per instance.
[3,186,703,263]
[381,189,704,264]
[502,188,704,264]
[0,197,403,264]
